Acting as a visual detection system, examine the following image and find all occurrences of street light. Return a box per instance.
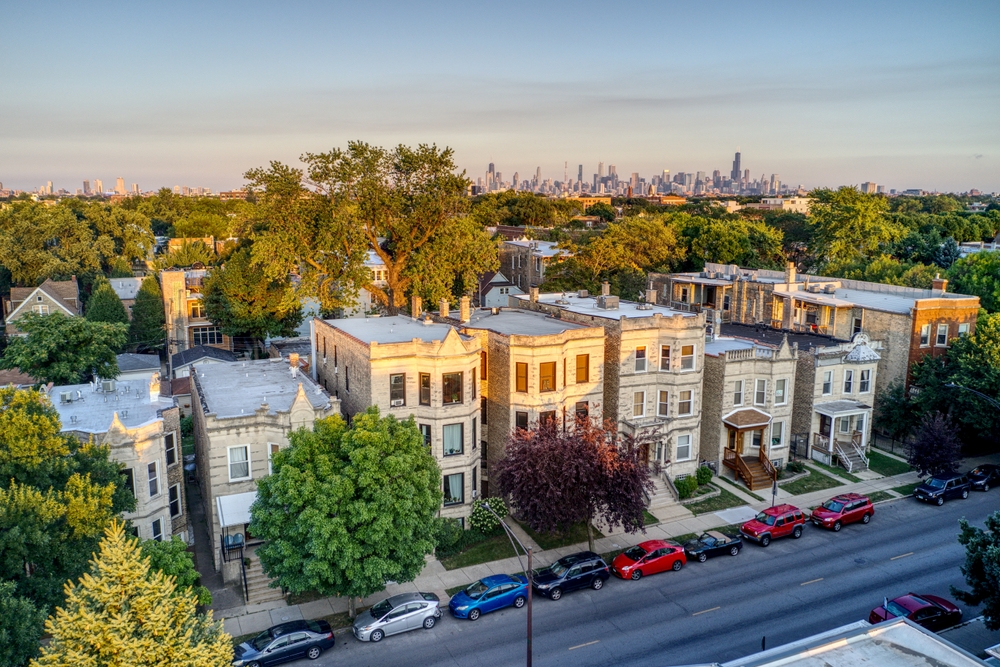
[481,502,533,667]
[943,383,1000,411]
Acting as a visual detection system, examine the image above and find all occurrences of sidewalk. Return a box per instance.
[218,452,998,639]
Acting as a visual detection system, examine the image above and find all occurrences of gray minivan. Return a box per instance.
[352,592,441,642]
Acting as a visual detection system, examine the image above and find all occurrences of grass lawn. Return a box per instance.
[891,481,921,496]
[643,510,659,526]
[181,434,195,456]
[439,533,514,571]
[780,470,843,495]
[867,451,911,477]
[868,490,894,503]
[684,486,748,516]
[808,460,861,483]
[514,520,604,551]
[714,475,765,501]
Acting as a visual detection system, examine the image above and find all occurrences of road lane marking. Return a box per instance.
[692,606,721,616]
[569,640,600,651]
[891,552,914,561]
[800,578,824,586]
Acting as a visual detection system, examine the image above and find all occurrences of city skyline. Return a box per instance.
[1,0,998,193]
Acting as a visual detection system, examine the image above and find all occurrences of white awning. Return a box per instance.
[216,491,257,529]
[815,400,872,418]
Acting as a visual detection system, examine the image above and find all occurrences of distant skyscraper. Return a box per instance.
[598,162,604,179]
[115,177,125,195]
[512,172,519,191]
[46,180,53,194]
[860,182,878,194]
[731,150,741,182]
[94,179,103,194]
[82,180,91,195]
[131,183,139,195]
[577,164,583,182]
[535,166,541,184]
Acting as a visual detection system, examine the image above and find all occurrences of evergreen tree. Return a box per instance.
[85,276,129,327]
[128,276,166,353]
[32,521,232,667]
[0,580,46,667]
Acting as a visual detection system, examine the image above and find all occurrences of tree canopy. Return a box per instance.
[809,187,902,266]
[128,275,166,353]
[0,580,46,667]
[948,250,1000,313]
[953,510,1000,631]
[85,276,130,327]
[906,412,962,476]
[0,312,127,384]
[139,536,212,607]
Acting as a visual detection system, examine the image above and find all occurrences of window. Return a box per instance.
[345,365,349,392]
[733,380,743,406]
[723,294,731,311]
[576,355,589,382]
[822,371,833,395]
[419,424,431,447]
[539,362,557,392]
[147,462,159,497]
[844,370,854,393]
[151,518,163,542]
[190,300,205,318]
[419,373,431,405]
[775,379,787,405]
[852,317,863,335]
[228,445,250,481]
[660,345,671,371]
[680,287,689,303]
[856,413,865,434]
[191,326,222,346]
[657,391,669,417]
[169,484,182,517]
[859,369,871,393]
[443,423,463,456]
[958,323,970,336]
[443,474,464,505]
[481,351,488,380]
[31,304,49,314]
[515,363,528,392]
[771,421,784,448]
[472,467,477,492]
[164,432,177,466]
[936,324,949,346]
[389,373,406,406]
[540,410,556,426]
[678,390,693,416]
[472,417,477,449]
[680,345,695,371]
[754,379,767,406]
[635,347,647,373]
[838,417,850,433]
[122,468,135,497]
[919,324,931,346]
[676,434,692,461]
[575,401,589,418]
[481,397,487,424]
[267,443,280,474]
[442,372,463,404]
[515,412,528,430]
[633,391,645,418]
[472,368,477,399]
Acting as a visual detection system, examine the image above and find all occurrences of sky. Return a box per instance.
[2,0,999,193]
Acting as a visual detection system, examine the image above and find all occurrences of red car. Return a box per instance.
[740,504,806,547]
[810,493,874,531]
[611,540,685,580]
[869,593,962,632]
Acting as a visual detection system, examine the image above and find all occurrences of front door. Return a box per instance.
[727,429,740,454]
[382,606,409,636]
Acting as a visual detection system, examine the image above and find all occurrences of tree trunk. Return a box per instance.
[586,520,595,553]
[349,596,357,619]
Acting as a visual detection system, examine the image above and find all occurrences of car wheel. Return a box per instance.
[468,608,481,621]
[307,646,322,660]
[961,489,969,499]
[760,535,771,547]
[862,513,872,524]
[370,629,384,642]
[672,559,683,571]
[513,596,526,608]
[423,616,436,629]
[591,578,604,590]
[549,588,562,601]
[792,526,803,539]
[631,569,642,580]
[984,483,990,492]
[729,546,740,556]
[833,521,842,532]
[698,552,708,563]
[936,497,944,506]
[247,662,262,667]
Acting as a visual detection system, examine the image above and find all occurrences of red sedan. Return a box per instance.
[611,540,685,580]
[869,593,962,632]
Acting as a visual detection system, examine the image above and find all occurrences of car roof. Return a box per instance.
[386,592,431,606]
[928,472,964,480]
[480,574,516,587]
[892,594,933,613]
[706,531,729,541]
[637,540,671,550]
[559,551,599,563]
[762,503,800,515]
[830,493,867,503]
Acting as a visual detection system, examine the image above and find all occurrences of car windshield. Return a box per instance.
[623,546,647,561]
[755,513,777,526]
[885,600,911,618]
[251,632,272,651]
[370,600,393,619]
[822,500,845,512]
[546,560,570,577]
[970,467,985,476]
[926,478,947,489]
[699,535,717,546]
[465,581,490,599]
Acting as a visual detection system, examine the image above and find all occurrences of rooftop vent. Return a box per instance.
[101,379,116,393]
[823,284,837,294]
[555,292,570,305]
[808,285,821,293]
[597,295,620,310]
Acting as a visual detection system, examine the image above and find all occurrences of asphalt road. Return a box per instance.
[303,491,995,667]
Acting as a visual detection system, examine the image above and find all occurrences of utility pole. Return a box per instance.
[483,502,533,667]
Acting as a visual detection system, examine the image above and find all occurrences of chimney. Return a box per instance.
[529,287,539,303]
[601,281,610,296]
[410,295,422,320]
[439,299,449,319]
[289,352,300,378]
[784,261,796,284]
[932,273,948,294]
[645,286,657,305]
[149,374,160,403]
[459,296,471,323]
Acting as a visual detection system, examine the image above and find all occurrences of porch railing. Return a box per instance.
[834,442,854,473]
[851,440,869,469]
[220,534,245,563]
[759,447,777,483]
[813,433,831,452]
[723,449,754,486]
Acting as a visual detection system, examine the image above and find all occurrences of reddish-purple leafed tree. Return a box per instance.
[493,417,656,552]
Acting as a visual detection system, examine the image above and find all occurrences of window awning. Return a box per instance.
[814,400,872,418]
[722,408,772,430]
[216,491,257,529]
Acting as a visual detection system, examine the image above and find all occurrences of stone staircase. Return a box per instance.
[244,554,285,605]
[837,444,869,473]
[645,474,693,523]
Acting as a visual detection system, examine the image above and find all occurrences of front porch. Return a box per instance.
[719,408,778,492]
[216,491,285,605]
[807,400,872,473]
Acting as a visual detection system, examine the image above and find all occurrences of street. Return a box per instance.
[306,492,994,667]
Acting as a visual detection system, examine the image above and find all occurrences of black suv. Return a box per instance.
[913,472,971,506]
[968,464,1000,492]
[532,551,610,601]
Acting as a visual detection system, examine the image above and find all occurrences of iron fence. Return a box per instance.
[871,431,912,457]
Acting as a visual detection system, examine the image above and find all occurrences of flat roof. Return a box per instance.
[721,323,840,352]
[324,315,467,345]
[704,337,757,355]
[196,359,331,419]
[463,308,588,336]
[504,240,568,258]
[828,286,917,314]
[517,292,697,321]
[50,379,174,434]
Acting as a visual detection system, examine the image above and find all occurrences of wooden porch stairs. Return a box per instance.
[723,448,777,492]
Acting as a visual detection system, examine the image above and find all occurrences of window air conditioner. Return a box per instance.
[390,399,404,407]
[472,490,478,499]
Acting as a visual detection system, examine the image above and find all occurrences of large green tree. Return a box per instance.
[953,510,1000,630]
[129,275,166,353]
[809,187,902,266]
[948,250,1000,313]
[0,580,46,667]
[0,312,127,384]
[85,276,130,327]
[249,409,441,617]
[139,536,212,606]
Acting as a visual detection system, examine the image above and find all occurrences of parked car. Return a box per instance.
[869,593,962,632]
[233,619,334,666]
[968,464,1000,492]
[448,574,529,620]
[611,540,685,580]
[683,531,742,562]
[740,504,806,547]
[810,493,874,531]
[913,472,971,506]
[352,592,441,642]
[532,551,610,600]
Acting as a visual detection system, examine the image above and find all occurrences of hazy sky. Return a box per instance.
[2,0,998,193]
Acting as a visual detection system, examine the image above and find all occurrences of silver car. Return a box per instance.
[352,592,441,642]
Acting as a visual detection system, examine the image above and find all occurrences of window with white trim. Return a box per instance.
[147,462,159,497]
[151,518,163,542]
[678,390,693,416]
[958,323,970,336]
[771,421,784,448]
[859,369,871,393]
[733,380,743,406]
[169,484,182,517]
[443,423,464,456]
[228,445,250,481]
[632,391,645,418]
[936,324,949,346]
[754,379,767,406]
[267,443,280,474]
[657,391,669,417]
[775,379,787,405]
[680,345,695,371]
[635,347,647,373]
[659,345,670,371]
[165,432,177,467]
[919,324,931,347]
[844,370,854,394]
[676,434,692,461]
[822,371,833,395]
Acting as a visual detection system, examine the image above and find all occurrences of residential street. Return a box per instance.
[302,492,993,667]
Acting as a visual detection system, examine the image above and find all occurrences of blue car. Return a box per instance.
[448,574,529,620]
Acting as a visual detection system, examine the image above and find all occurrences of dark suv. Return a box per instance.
[914,472,971,506]
[532,551,610,600]
[968,464,1000,492]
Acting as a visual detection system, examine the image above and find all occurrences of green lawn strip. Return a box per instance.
[439,533,514,571]
[808,460,861,483]
[867,451,911,477]
[514,520,604,551]
[868,490,894,503]
[779,470,843,496]
[643,510,659,526]
[714,475,765,501]
[891,481,921,497]
[684,486,748,516]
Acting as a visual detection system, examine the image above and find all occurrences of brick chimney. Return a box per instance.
[784,261,796,284]
[529,287,539,303]
[932,273,948,294]
[459,296,471,323]
[439,299,449,319]
[411,295,422,319]
[646,287,657,305]
[601,281,610,296]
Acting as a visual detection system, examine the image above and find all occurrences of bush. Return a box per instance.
[676,476,699,499]
[469,497,507,533]
[180,415,193,438]
[785,460,806,474]
[696,466,713,486]
[431,517,463,552]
